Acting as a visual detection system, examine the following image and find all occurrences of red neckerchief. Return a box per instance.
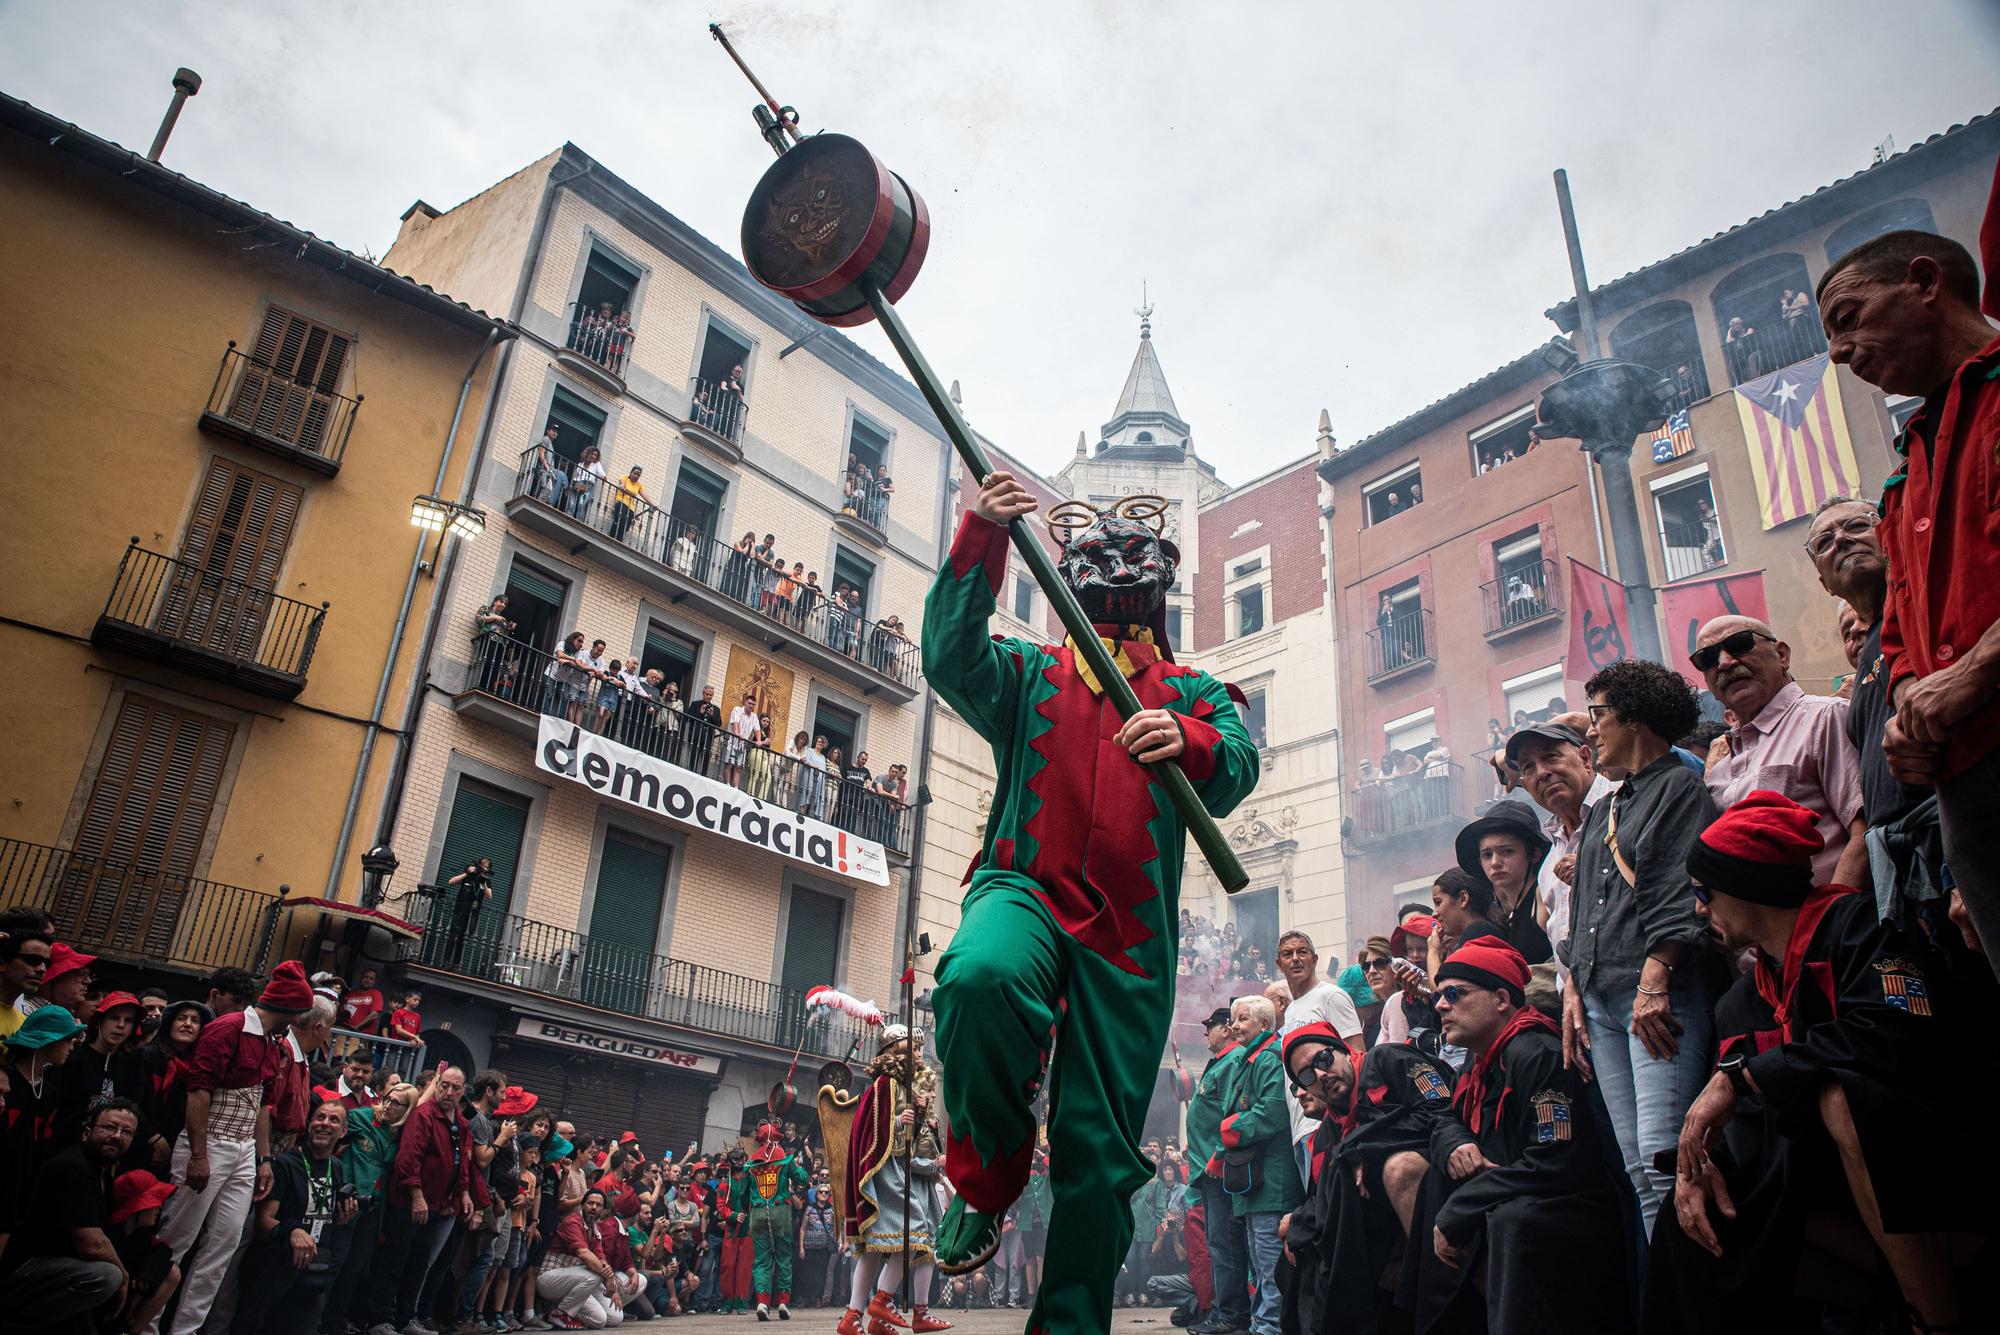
[1752,884,1859,1041]
[1311,1039,1369,1185]
[1453,1009,1559,1134]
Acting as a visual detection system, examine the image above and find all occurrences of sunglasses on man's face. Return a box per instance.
[1288,1047,1343,1091]
[1689,629,1776,674]
[1690,883,1712,906]
[1435,984,1483,1007]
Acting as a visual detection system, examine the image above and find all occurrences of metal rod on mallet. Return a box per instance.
[862,285,1250,893]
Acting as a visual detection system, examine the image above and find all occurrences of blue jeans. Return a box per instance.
[1200,1177,1248,1325]
[457,1225,503,1320]
[1583,973,1715,1235]
[696,1244,722,1307]
[1242,1211,1284,1335]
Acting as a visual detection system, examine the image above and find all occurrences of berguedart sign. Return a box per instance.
[535,717,890,886]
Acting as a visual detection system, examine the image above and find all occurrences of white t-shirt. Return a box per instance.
[728,705,759,741]
[1280,979,1363,1146]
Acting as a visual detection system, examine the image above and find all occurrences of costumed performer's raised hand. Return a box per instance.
[973,470,1037,524]
[1115,709,1186,764]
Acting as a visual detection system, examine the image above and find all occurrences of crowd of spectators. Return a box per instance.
[1720,286,1828,386]
[0,938,889,1333]
[565,303,636,379]
[469,600,912,850]
[839,456,893,532]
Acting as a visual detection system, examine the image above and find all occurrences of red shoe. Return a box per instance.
[865,1291,909,1330]
[910,1309,954,1332]
[837,1308,865,1335]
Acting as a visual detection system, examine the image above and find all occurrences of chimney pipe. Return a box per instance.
[147,67,202,163]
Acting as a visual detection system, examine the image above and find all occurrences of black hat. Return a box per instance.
[1454,798,1552,884]
[1502,722,1587,767]
[1201,1007,1233,1030]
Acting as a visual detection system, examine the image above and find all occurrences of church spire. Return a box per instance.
[1101,287,1188,451]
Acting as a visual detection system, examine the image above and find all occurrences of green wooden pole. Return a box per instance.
[864,286,1250,892]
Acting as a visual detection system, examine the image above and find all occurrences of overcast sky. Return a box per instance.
[5,1,1996,484]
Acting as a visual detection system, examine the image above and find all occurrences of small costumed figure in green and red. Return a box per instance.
[922,472,1260,1333]
[746,1116,810,1320]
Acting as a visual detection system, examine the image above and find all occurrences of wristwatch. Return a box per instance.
[1716,1052,1753,1098]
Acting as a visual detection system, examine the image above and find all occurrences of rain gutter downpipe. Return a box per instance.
[323,323,507,899]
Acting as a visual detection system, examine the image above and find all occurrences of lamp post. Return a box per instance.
[360,842,399,910]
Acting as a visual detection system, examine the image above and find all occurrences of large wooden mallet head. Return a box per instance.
[741,133,930,328]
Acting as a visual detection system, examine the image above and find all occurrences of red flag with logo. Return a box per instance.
[1660,570,1771,690]
[1565,558,1633,700]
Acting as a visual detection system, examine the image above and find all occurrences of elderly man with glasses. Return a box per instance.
[1692,615,1868,891]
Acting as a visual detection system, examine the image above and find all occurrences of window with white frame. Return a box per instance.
[1469,404,1538,475]
[1225,545,1272,641]
[1363,463,1423,526]
[1382,706,1436,762]
[1650,463,1726,582]
[1239,686,1269,749]
[1501,664,1565,730]
[1010,570,1036,625]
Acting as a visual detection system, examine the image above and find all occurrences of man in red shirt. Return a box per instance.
[339,967,385,1036]
[146,960,314,1335]
[1817,154,2000,963]
[367,1065,489,1333]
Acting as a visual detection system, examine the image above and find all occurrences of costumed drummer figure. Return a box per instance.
[827,1023,949,1335]
[922,473,1260,1332]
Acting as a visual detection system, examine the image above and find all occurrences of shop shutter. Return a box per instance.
[494,1038,712,1155]
[581,833,669,1013]
[63,694,235,956]
[422,779,529,974]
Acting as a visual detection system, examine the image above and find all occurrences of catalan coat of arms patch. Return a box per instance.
[1531,1090,1573,1144]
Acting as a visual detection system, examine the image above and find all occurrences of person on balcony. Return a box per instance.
[668,524,699,577]
[528,425,568,508]
[724,692,758,789]
[443,860,495,972]
[790,732,823,818]
[745,720,777,802]
[546,631,591,728]
[472,595,516,696]
[685,685,724,776]
[1376,594,1400,671]
[609,465,647,545]
[564,445,608,521]
[1724,315,1759,382]
[871,472,894,528]
[610,309,634,375]
[726,533,758,604]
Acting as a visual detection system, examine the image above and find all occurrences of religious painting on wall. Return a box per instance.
[723,644,797,738]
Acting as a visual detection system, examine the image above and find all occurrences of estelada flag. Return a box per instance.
[1660,570,1771,690]
[1565,557,1634,701]
[1732,353,1861,530]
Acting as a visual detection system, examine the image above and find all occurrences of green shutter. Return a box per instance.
[643,627,696,673]
[506,561,568,609]
[426,781,529,972]
[582,834,669,1012]
[780,889,843,995]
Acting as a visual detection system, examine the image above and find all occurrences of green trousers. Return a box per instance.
[936,876,1173,1334]
[750,1203,794,1305]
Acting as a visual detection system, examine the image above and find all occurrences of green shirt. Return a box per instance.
[1184,1044,1246,1176]
[340,1105,398,1201]
[1220,1033,1304,1217]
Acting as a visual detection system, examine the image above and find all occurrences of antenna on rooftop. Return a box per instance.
[147,67,202,163]
[1872,134,1897,166]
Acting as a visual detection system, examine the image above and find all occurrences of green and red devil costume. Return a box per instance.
[746,1119,810,1315]
[924,508,1259,1333]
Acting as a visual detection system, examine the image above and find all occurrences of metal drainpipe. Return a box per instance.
[369,158,594,857]
[892,424,959,1003]
[323,323,505,899]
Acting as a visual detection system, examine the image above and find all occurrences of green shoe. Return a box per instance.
[935,1194,1003,1275]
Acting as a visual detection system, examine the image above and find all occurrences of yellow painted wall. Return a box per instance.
[0,130,500,904]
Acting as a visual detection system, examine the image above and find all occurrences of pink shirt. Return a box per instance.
[1703,683,1864,884]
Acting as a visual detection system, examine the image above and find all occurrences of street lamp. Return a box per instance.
[410,494,488,574]
[360,842,399,909]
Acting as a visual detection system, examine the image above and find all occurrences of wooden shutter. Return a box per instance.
[59,694,235,957]
[582,834,670,1012]
[227,307,351,449]
[164,457,304,655]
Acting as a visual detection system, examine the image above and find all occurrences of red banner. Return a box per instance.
[1660,570,1771,690]
[1565,558,1633,699]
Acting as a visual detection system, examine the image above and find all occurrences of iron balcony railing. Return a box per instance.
[329,1028,429,1082]
[512,445,922,690]
[1722,313,1829,388]
[565,303,634,378]
[1481,558,1562,634]
[98,541,327,686]
[1661,518,1728,583]
[204,343,361,467]
[397,885,876,1057]
[0,837,279,973]
[841,465,891,532]
[468,632,913,852]
[1366,607,1434,681]
[688,376,747,444]
[1348,762,1466,844]
[1662,357,1715,414]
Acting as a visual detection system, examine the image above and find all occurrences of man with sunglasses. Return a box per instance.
[1815,201,2000,966]
[1278,1020,1452,1335]
[1651,791,1968,1333]
[1410,940,1637,1335]
[1693,615,1868,892]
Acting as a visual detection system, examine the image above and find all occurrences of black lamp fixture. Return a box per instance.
[360,843,399,909]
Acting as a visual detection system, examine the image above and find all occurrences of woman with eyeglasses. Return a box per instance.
[1563,659,1719,1237]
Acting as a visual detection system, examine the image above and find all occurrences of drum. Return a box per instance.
[741,133,930,328]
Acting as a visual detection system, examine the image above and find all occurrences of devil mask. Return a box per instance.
[1058,515,1180,625]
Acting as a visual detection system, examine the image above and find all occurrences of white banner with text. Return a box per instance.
[534,717,890,886]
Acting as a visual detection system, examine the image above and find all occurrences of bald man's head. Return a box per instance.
[1694,615,1790,719]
